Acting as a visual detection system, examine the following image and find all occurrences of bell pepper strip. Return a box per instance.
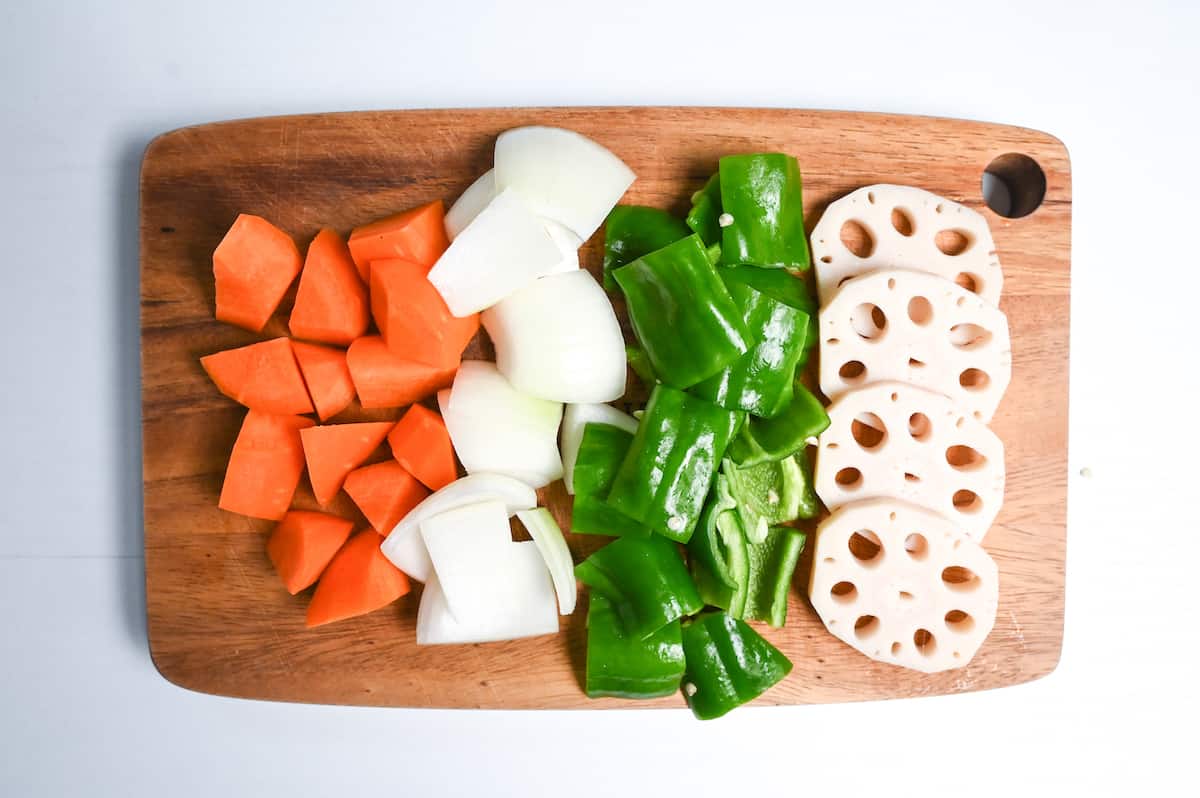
[574,534,703,639]
[743,526,806,628]
[626,345,658,389]
[571,423,650,538]
[717,153,811,272]
[606,385,743,543]
[728,380,829,467]
[602,205,691,293]
[585,592,685,699]
[686,474,749,617]
[686,173,722,247]
[724,454,809,543]
[613,235,750,389]
[690,267,811,417]
[680,611,793,720]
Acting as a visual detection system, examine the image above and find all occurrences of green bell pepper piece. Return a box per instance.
[603,205,692,293]
[625,345,658,389]
[686,474,749,616]
[614,235,750,389]
[718,153,811,272]
[743,526,806,627]
[571,423,650,538]
[585,592,685,699]
[728,381,829,467]
[680,611,793,720]
[575,534,703,640]
[606,385,743,542]
[690,266,811,417]
[723,454,813,543]
[686,173,723,247]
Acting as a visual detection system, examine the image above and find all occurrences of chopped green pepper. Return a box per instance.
[718,153,811,272]
[602,205,692,293]
[606,385,743,542]
[585,592,685,699]
[575,534,703,640]
[614,235,749,389]
[571,423,650,538]
[728,381,829,467]
[724,454,812,542]
[743,526,806,627]
[680,611,793,720]
[690,266,811,417]
[625,345,658,389]
[686,474,748,616]
[686,173,722,247]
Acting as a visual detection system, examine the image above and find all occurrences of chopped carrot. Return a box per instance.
[289,228,370,345]
[343,460,430,534]
[200,337,314,416]
[388,404,458,491]
[299,421,395,505]
[306,530,411,627]
[213,214,302,332]
[266,510,354,594]
[345,336,458,409]
[291,341,355,421]
[370,257,479,366]
[347,200,449,283]
[219,411,314,520]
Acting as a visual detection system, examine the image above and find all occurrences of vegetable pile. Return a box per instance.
[202,126,1011,717]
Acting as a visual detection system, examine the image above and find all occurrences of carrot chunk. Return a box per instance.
[266,510,354,594]
[347,200,449,283]
[299,421,395,505]
[388,404,458,491]
[289,228,370,345]
[213,214,302,332]
[306,530,411,627]
[219,410,314,520]
[201,337,314,416]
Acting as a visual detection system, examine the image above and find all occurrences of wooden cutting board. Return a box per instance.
[141,108,1070,708]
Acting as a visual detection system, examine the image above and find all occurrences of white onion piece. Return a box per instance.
[441,361,564,488]
[542,218,582,275]
[517,508,576,615]
[494,126,635,242]
[380,473,537,582]
[427,188,563,317]
[482,270,626,404]
[420,500,514,622]
[559,404,638,494]
[444,169,495,240]
[416,550,559,645]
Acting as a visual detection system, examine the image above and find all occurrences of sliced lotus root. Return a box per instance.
[811,184,1002,306]
[816,382,1004,541]
[818,269,1011,422]
[808,499,999,673]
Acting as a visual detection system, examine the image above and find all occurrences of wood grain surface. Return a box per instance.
[141,108,1071,708]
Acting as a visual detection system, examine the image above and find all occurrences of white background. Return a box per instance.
[2,0,1198,795]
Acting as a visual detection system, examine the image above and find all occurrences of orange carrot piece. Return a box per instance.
[345,336,458,409]
[347,200,449,283]
[370,257,479,367]
[299,421,395,505]
[343,460,430,534]
[306,530,411,627]
[200,337,314,416]
[213,214,302,332]
[266,510,354,594]
[291,341,355,422]
[388,404,458,491]
[219,411,314,520]
[289,228,370,345]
